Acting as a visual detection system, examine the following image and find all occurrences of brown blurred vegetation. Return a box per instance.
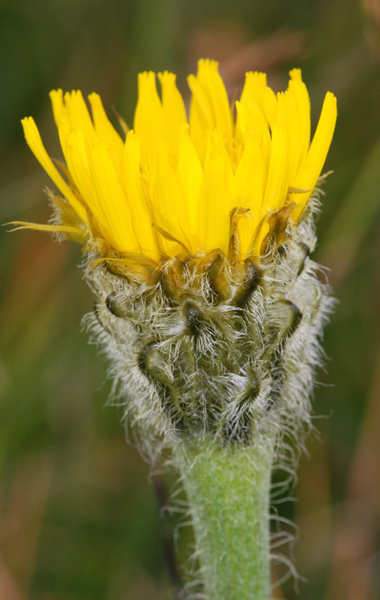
[0,0,380,598]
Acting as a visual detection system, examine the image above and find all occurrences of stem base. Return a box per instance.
[174,436,273,600]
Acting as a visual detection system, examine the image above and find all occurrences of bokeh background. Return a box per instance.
[1,0,380,598]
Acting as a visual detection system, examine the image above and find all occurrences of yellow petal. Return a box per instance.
[289,68,302,83]
[188,59,233,163]
[288,69,310,176]
[7,221,86,237]
[187,73,214,163]
[89,142,140,253]
[63,91,96,141]
[63,129,93,205]
[176,124,203,241]
[235,134,265,255]
[240,71,267,109]
[49,89,65,128]
[21,117,87,222]
[134,71,165,161]
[251,123,290,255]
[262,122,289,214]
[293,91,337,220]
[158,71,187,162]
[262,86,278,128]
[149,142,190,254]
[88,93,124,175]
[235,135,265,211]
[197,129,236,253]
[235,99,271,170]
[123,131,158,258]
[235,72,267,143]
[197,59,232,137]
[277,91,300,184]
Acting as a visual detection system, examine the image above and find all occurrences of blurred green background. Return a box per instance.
[1,0,380,598]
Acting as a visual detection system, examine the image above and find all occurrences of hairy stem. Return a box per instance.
[173,435,274,600]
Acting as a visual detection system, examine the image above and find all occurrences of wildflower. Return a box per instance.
[15,60,337,600]
[18,60,336,270]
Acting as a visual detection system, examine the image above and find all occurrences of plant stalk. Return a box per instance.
[173,435,274,600]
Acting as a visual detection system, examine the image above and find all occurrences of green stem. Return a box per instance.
[173,435,274,600]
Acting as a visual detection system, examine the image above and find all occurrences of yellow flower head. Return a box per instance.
[20,60,337,265]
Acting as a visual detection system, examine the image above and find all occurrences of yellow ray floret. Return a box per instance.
[20,60,337,262]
